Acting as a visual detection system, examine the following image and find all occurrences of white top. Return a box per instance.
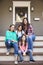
[15,30,25,38]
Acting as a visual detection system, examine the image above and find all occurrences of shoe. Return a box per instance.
[30,59,35,62]
[18,60,23,62]
[6,51,9,55]
[14,61,18,64]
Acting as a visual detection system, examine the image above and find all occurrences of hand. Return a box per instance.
[23,52,26,56]
[12,40,17,42]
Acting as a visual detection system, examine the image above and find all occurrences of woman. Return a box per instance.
[5,24,18,64]
[22,18,35,62]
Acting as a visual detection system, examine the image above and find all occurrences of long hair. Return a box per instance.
[22,18,30,27]
[22,18,30,34]
[20,34,27,46]
[8,24,15,32]
[17,24,22,31]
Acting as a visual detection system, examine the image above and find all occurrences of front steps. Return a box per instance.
[0,61,43,65]
[0,36,43,65]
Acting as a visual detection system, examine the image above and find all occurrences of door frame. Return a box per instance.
[13,1,31,24]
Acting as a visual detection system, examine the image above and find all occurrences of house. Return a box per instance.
[0,0,43,36]
[0,0,43,65]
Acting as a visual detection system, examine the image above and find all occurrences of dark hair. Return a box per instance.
[22,18,30,34]
[9,24,15,32]
[17,24,22,31]
[20,34,27,46]
[22,18,29,26]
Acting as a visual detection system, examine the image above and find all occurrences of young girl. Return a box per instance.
[16,25,25,41]
[5,24,18,64]
[18,34,28,62]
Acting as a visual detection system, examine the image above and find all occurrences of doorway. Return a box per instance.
[13,1,31,24]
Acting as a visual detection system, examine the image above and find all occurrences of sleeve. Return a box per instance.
[28,25,34,35]
[13,32,18,42]
[6,31,9,37]
[30,25,34,34]
[5,31,10,40]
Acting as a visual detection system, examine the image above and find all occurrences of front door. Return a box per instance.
[15,7,28,23]
[13,1,31,24]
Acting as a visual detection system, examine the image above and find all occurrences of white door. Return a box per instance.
[13,1,31,24]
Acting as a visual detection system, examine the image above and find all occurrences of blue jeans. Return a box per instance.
[5,40,18,55]
[18,49,34,61]
[27,34,35,50]
[27,34,35,60]
[18,50,23,61]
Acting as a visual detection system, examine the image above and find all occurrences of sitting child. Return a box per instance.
[16,25,25,41]
[18,34,28,62]
[18,34,35,62]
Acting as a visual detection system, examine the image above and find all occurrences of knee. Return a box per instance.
[5,40,11,47]
[28,36,32,40]
[18,50,21,54]
[5,40,11,44]
[29,49,32,53]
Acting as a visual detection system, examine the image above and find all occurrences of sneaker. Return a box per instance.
[14,61,18,64]
[30,59,35,62]
[6,51,9,55]
[18,60,23,62]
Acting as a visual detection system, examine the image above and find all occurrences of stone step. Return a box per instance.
[0,52,43,56]
[0,41,43,47]
[0,36,5,41]
[0,61,43,65]
[0,36,43,41]
[0,46,43,48]
[0,56,43,61]
[35,36,43,40]
[0,48,43,53]
[33,42,43,46]
[0,36,43,62]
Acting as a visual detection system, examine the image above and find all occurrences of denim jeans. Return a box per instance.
[5,40,18,55]
[27,34,35,60]
[18,49,35,61]
[18,50,23,61]
[27,34,35,50]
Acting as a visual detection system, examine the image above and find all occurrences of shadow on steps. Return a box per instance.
[0,61,43,65]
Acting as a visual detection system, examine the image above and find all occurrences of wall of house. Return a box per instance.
[31,0,43,36]
[0,0,13,36]
[0,0,43,36]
